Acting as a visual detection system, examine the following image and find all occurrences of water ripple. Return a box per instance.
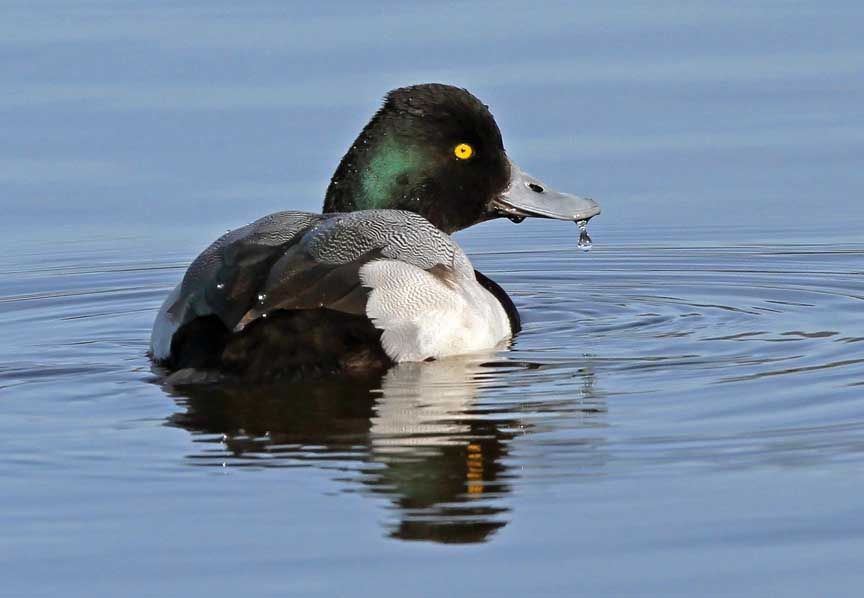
[2,237,863,544]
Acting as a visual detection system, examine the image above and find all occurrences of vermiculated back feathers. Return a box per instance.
[151,209,489,375]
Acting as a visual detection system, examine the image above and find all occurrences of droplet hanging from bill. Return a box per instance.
[576,219,592,252]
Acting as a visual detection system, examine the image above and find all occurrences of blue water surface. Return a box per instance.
[2,2,864,597]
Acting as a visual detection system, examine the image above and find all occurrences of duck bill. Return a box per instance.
[491,160,601,223]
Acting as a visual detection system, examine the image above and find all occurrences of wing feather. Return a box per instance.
[235,210,470,329]
[152,209,473,363]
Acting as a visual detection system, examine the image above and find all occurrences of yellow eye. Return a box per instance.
[453,143,474,160]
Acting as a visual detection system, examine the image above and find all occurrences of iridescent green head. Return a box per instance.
[323,84,601,234]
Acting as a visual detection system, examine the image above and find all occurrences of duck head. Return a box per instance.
[323,83,600,235]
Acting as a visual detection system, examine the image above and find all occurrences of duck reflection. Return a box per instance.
[367,360,515,542]
[165,355,524,543]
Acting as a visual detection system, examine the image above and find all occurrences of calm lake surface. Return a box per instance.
[2,2,864,596]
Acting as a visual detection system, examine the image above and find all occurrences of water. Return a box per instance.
[576,219,592,251]
[3,2,864,596]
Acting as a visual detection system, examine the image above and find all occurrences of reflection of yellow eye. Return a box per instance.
[453,143,474,160]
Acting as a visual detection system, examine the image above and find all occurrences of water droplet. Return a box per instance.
[261,312,268,319]
[257,293,267,303]
[216,282,225,290]
[576,220,593,252]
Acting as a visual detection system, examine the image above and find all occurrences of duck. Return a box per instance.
[150,83,600,381]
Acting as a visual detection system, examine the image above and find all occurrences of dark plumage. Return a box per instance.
[151,83,600,382]
[324,84,510,233]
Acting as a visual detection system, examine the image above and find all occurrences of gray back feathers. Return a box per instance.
[164,209,472,336]
[303,210,470,272]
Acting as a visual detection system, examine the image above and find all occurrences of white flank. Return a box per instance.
[359,260,511,362]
